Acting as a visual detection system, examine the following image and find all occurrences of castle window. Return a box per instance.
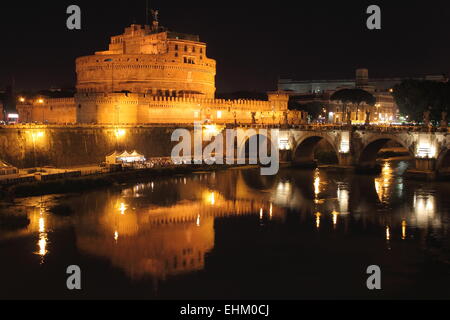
[175,44,179,51]
[192,47,196,53]
[200,48,203,54]
[175,53,178,57]
[184,45,187,52]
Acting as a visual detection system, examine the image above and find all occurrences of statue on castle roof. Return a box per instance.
[151,9,159,22]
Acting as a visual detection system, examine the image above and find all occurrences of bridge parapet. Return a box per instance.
[274,125,450,179]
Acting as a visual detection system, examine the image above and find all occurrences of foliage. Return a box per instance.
[392,80,450,122]
[289,100,324,120]
[330,88,376,106]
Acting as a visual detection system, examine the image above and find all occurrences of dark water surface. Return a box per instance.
[1,161,450,299]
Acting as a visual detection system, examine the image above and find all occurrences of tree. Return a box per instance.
[288,100,324,121]
[330,88,376,105]
[393,80,450,123]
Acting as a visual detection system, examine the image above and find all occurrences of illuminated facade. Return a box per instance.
[278,68,445,124]
[17,16,304,125]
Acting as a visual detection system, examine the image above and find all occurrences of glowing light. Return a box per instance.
[315,212,321,229]
[7,113,19,119]
[337,185,349,214]
[209,192,215,205]
[401,220,407,240]
[37,98,44,104]
[386,226,390,241]
[374,162,392,203]
[339,132,350,153]
[260,208,263,220]
[114,231,119,242]
[416,144,436,158]
[38,234,48,257]
[331,211,339,227]
[314,170,321,197]
[196,214,201,227]
[203,124,220,138]
[269,203,273,219]
[18,97,25,103]
[118,202,127,215]
[278,139,290,150]
[217,111,222,119]
[39,217,45,233]
[115,129,126,138]
[413,192,436,227]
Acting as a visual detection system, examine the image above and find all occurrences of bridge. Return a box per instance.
[234,124,450,179]
[1,123,449,179]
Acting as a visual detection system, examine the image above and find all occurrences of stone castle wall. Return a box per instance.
[76,54,216,98]
[0,125,184,168]
[17,93,303,126]
[18,98,77,124]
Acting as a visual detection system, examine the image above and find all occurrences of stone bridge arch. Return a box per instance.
[436,146,450,173]
[235,128,274,162]
[353,132,415,170]
[291,131,340,166]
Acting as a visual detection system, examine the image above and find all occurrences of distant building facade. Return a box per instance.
[279,69,448,124]
[17,16,305,126]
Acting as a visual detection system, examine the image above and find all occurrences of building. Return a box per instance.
[280,69,448,124]
[17,14,305,126]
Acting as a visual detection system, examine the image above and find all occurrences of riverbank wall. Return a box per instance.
[0,125,186,168]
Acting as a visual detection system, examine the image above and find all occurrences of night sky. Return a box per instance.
[1,0,449,93]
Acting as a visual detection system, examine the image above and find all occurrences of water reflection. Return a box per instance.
[1,160,449,296]
[413,191,439,228]
[375,162,392,204]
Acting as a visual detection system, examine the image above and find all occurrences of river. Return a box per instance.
[0,161,449,299]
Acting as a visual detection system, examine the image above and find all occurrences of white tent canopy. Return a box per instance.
[106,150,146,164]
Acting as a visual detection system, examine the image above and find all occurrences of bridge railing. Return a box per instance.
[2,122,447,133]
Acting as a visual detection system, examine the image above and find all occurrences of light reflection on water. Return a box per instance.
[1,160,450,299]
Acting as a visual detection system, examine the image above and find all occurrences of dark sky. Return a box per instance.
[1,0,449,93]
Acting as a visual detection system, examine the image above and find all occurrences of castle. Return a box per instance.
[17,14,304,126]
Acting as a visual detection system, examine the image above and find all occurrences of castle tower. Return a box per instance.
[75,14,216,99]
